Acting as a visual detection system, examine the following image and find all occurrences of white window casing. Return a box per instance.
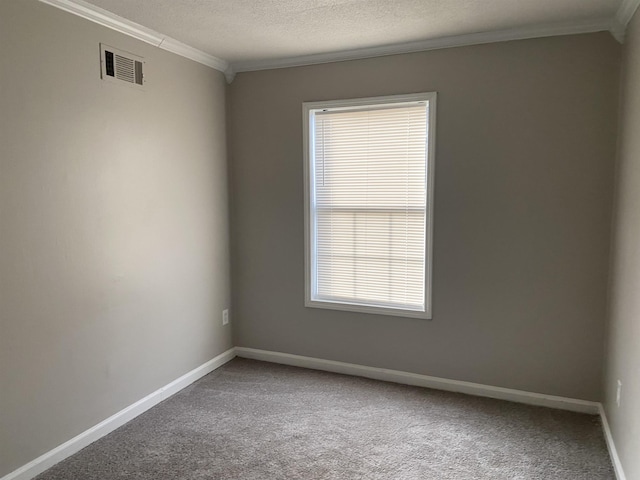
[303,92,436,319]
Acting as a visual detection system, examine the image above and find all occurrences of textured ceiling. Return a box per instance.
[84,0,621,64]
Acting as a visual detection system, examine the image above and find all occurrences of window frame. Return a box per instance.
[303,92,437,320]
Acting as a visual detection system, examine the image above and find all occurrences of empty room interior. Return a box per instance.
[1,0,640,478]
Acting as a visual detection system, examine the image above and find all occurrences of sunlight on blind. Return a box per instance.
[311,102,428,311]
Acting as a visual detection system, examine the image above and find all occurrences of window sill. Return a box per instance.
[305,298,431,320]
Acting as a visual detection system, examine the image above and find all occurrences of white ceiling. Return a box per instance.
[46,0,638,77]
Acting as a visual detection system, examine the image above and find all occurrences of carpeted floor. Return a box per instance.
[35,358,614,479]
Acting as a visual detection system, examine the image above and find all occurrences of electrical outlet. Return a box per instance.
[222,309,229,326]
[616,380,622,407]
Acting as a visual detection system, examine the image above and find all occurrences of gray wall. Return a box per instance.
[229,33,620,401]
[0,1,231,476]
[604,10,640,480]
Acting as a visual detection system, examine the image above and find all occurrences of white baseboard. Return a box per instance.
[235,347,600,414]
[236,347,632,474]
[6,346,625,480]
[237,348,630,476]
[599,404,627,480]
[1,347,236,480]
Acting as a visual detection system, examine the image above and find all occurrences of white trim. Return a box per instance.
[3,347,624,479]
[37,0,233,80]
[617,0,640,30]
[232,17,615,73]
[159,37,228,73]
[610,20,627,43]
[36,0,624,81]
[235,347,600,414]
[36,0,626,80]
[599,404,628,480]
[223,67,237,84]
[611,0,640,43]
[425,96,436,318]
[302,93,436,320]
[1,348,236,480]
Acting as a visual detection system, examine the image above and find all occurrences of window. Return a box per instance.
[303,93,436,319]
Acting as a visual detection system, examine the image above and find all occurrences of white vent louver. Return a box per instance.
[100,44,144,87]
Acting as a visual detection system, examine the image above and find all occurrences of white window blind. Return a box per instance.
[304,93,435,318]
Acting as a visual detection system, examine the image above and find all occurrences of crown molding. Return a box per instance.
[38,0,232,79]
[231,17,615,73]
[616,0,640,27]
[38,0,628,82]
[223,67,236,84]
[610,19,627,42]
[157,37,229,73]
[614,0,640,41]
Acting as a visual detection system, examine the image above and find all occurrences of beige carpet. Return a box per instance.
[35,358,614,479]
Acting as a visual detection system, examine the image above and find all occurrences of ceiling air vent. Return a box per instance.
[100,44,144,87]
